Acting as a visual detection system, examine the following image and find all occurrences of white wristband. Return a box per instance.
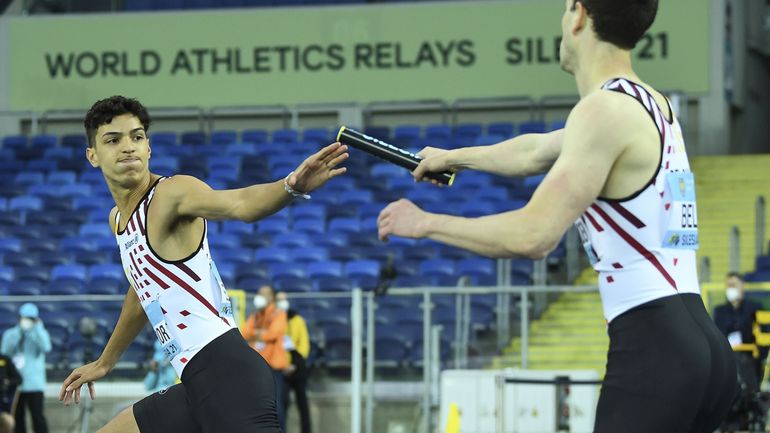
[284,172,311,200]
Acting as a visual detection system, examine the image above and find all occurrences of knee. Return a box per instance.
[95,406,140,433]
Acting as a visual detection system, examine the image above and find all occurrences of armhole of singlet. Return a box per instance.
[113,210,120,236]
[143,175,207,265]
[596,81,665,204]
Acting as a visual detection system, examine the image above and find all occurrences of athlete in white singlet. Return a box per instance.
[59,96,348,433]
[376,1,737,432]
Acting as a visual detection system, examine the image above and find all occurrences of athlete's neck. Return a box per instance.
[110,173,158,219]
[573,41,638,98]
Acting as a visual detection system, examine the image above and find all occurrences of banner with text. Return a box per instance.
[6,0,710,111]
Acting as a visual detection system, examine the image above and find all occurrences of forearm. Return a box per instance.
[97,289,147,370]
[233,180,293,223]
[449,132,561,177]
[422,211,553,259]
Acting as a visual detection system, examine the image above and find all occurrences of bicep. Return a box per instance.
[530,129,564,173]
[166,176,244,221]
[524,102,626,247]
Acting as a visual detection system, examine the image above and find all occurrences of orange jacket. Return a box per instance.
[241,304,289,370]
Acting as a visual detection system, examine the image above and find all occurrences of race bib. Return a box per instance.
[146,299,181,360]
[209,258,234,320]
[661,172,699,250]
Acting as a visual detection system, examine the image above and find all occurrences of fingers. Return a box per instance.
[75,386,81,404]
[326,151,349,169]
[60,372,79,401]
[314,142,343,162]
[88,382,96,400]
[412,160,428,182]
[328,167,347,179]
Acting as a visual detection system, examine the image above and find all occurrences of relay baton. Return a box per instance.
[336,126,456,186]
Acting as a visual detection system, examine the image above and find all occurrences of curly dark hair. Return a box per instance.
[573,0,658,50]
[84,96,151,148]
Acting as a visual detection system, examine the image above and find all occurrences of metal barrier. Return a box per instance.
[208,104,292,131]
[450,96,537,126]
[362,99,450,126]
[40,106,207,134]
[730,226,741,272]
[757,195,767,257]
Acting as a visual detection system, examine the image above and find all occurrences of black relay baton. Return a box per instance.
[336,126,456,186]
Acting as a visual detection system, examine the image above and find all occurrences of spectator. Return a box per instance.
[143,341,178,394]
[242,285,289,430]
[0,303,51,433]
[0,353,21,433]
[276,292,312,433]
[713,272,766,381]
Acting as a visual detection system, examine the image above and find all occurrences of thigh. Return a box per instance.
[131,384,202,433]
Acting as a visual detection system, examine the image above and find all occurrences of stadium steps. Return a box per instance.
[691,154,770,279]
[490,291,608,375]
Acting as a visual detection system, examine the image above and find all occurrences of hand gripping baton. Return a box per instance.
[336,126,456,186]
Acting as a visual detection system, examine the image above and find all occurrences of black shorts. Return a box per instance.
[133,328,281,433]
[594,293,738,433]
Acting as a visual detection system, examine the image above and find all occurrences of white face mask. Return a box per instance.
[19,317,35,331]
[277,300,289,311]
[726,287,742,303]
[253,295,268,310]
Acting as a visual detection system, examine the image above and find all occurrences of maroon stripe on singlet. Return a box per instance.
[144,255,220,318]
[583,210,604,232]
[608,202,646,229]
[175,262,201,282]
[142,266,170,289]
[590,204,677,290]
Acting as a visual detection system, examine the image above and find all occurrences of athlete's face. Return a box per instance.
[559,0,587,74]
[86,113,151,186]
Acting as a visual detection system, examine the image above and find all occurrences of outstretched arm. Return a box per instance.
[379,93,632,258]
[412,130,564,181]
[164,142,348,223]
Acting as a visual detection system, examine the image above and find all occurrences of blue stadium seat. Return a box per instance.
[511,259,533,284]
[476,186,509,202]
[220,220,254,237]
[328,247,363,262]
[271,129,299,144]
[61,134,88,149]
[46,279,83,295]
[339,190,372,207]
[31,135,58,149]
[291,204,326,222]
[254,247,291,265]
[454,123,483,141]
[51,264,88,282]
[13,172,44,187]
[5,251,40,268]
[0,266,12,283]
[756,256,770,272]
[307,261,343,279]
[457,258,495,280]
[518,121,546,135]
[74,196,111,212]
[393,125,421,146]
[224,143,257,157]
[371,163,408,179]
[274,276,313,293]
[43,147,75,160]
[345,260,380,279]
[211,130,238,146]
[0,238,22,254]
[374,337,409,367]
[425,124,452,141]
[326,205,358,220]
[257,219,290,236]
[208,155,241,173]
[302,128,330,145]
[487,122,515,138]
[8,280,44,296]
[24,238,58,254]
[314,276,353,292]
[2,135,28,150]
[90,264,124,282]
[420,259,456,279]
[292,247,328,264]
[241,130,269,145]
[47,171,77,185]
[549,119,567,131]
[150,156,179,175]
[208,233,240,250]
[329,217,362,234]
[180,131,207,146]
[235,263,268,284]
[269,263,306,280]
[292,219,325,235]
[310,232,348,249]
[273,233,311,249]
[60,236,97,253]
[26,159,57,172]
[212,247,253,266]
[403,246,437,262]
[79,222,112,238]
[149,131,179,146]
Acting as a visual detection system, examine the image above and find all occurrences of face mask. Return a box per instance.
[277,300,289,311]
[253,295,268,310]
[19,318,34,331]
[726,287,742,303]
